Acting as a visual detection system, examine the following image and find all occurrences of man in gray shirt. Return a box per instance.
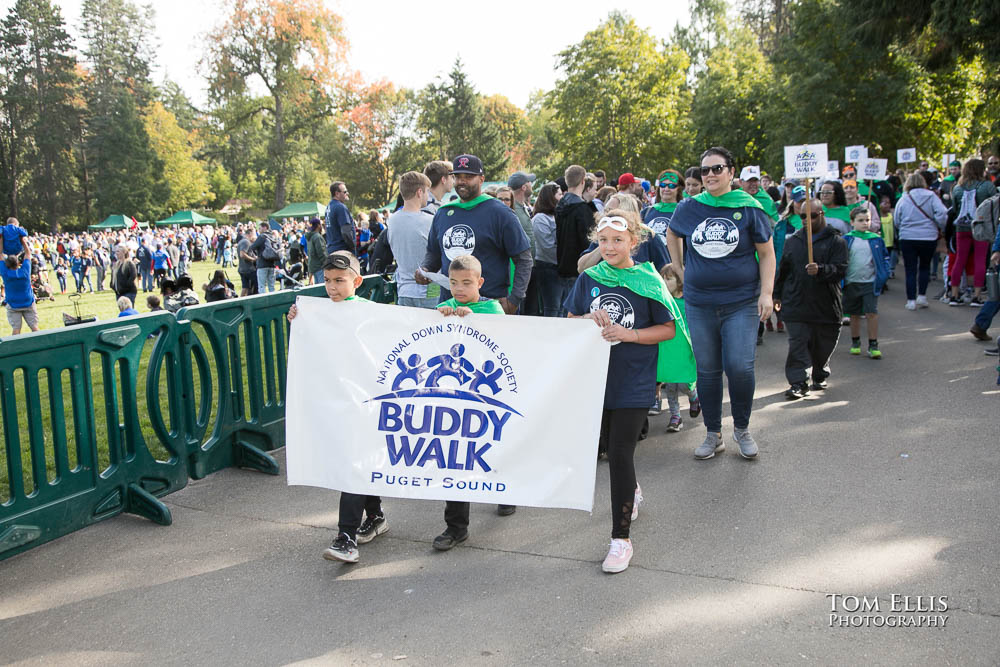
[238,227,257,296]
[388,171,436,308]
[421,160,454,216]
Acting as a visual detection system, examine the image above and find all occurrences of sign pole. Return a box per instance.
[804,177,814,265]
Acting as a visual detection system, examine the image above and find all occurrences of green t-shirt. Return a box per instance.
[438,297,504,314]
[343,295,370,302]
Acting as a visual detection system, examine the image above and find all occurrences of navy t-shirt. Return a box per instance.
[426,198,530,299]
[563,271,673,409]
[667,198,772,306]
[643,207,674,244]
[581,235,670,270]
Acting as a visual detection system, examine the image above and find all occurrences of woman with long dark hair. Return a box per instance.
[203,269,236,303]
[530,183,564,317]
[666,146,775,461]
[819,180,851,235]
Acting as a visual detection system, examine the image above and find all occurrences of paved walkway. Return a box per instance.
[2,279,999,665]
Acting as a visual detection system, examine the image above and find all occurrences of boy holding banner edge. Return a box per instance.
[287,251,389,564]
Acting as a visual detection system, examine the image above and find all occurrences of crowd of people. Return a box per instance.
[2,147,998,574]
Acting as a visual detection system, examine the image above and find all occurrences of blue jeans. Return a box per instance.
[975,300,1000,332]
[558,276,578,317]
[313,269,324,285]
[72,270,82,292]
[398,295,438,309]
[257,267,276,293]
[140,267,153,292]
[685,297,760,433]
[535,261,566,317]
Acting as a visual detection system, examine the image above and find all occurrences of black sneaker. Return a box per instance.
[356,513,388,544]
[784,382,810,400]
[497,505,516,516]
[810,379,829,391]
[432,528,469,551]
[323,532,359,563]
[948,296,963,306]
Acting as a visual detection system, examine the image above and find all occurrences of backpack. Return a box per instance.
[972,194,1000,243]
[955,186,979,227]
[261,233,280,261]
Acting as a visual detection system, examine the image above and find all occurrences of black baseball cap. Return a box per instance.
[450,154,484,175]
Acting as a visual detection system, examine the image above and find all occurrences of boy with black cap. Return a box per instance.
[287,251,389,563]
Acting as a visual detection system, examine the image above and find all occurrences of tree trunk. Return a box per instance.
[77,115,92,226]
[33,44,59,232]
[272,94,287,209]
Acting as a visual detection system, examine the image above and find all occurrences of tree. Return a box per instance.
[689,25,775,172]
[418,59,508,178]
[547,12,692,177]
[0,0,82,231]
[206,0,349,209]
[143,101,212,213]
[80,0,163,219]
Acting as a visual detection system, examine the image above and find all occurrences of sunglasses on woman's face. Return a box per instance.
[700,164,728,176]
[659,182,679,189]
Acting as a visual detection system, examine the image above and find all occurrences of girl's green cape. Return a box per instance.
[584,261,697,383]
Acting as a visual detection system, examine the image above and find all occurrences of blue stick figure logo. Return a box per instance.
[691,218,740,259]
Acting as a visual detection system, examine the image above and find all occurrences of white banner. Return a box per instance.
[859,158,888,181]
[845,145,867,164]
[897,148,916,163]
[827,160,839,175]
[942,153,956,169]
[784,143,829,179]
[285,297,611,511]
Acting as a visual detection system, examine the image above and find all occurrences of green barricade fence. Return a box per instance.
[0,313,188,559]
[0,275,395,561]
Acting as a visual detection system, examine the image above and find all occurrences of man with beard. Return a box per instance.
[415,154,532,548]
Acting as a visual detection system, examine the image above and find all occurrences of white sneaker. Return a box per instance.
[916,295,928,308]
[602,538,634,573]
[631,484,643,521]
[905,300,916,310]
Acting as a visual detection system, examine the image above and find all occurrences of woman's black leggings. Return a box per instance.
[599,407,647,539]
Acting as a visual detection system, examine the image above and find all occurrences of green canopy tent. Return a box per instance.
[155,210,217,227]
[270,202,325,219]
[87,214,149,231]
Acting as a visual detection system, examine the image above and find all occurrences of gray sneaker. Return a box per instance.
[733,429,759,459]
[694,432,725,459]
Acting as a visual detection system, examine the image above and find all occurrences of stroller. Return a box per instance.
[62,293,97,327]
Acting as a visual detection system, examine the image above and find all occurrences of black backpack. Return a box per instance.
[261,233,280,261]
[370,229,394,275]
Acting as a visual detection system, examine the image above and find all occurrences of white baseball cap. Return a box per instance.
[740,166,761,181]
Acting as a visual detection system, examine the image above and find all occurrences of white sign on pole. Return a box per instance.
[784,143,828,179]
[859,158,888,181]
[942,153,956,169]
[285,297,611,511]
[827,160,839,175]
[845,146,867,163]
[897,148,916,163]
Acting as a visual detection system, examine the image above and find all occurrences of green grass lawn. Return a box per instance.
[0,259,257,504]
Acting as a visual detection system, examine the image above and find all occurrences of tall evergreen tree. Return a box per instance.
[419,59,508,178]
[79,0,163,219]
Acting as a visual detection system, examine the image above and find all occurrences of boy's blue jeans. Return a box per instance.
[685,297,759,433]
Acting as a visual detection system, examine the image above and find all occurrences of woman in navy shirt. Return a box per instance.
[666,146,775,462]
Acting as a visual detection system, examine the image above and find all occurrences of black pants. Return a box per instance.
[599,407,647,539]
[338,493,382,540]
[784,321,841,385]
[899,239,937,300]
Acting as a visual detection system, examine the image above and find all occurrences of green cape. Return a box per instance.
[752,189,779,222]
[439,297,504,314]
[584,261,696,383]
[787,214,803,230]
[344,295,370,302]
[653,202,678,214]
[846,230,880,240]
[441,194,492,210]
[823,205,851,222]
[694,189,765,210]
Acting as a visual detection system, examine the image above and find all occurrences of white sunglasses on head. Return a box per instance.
[595,216,629,232]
